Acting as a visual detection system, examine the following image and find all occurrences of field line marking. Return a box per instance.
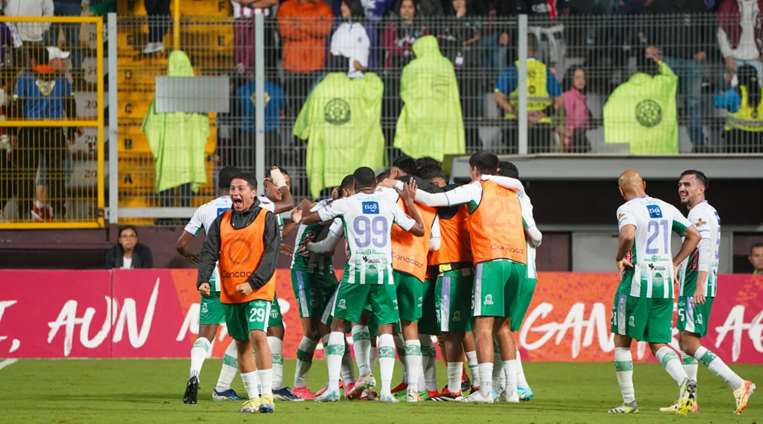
[0,358,18,370]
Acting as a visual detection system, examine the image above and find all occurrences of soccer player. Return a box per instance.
[300,167,425,402]
[177,166,244,404]
[484,160,542,401]
[609,170,700,415]
[289,175,355,400]
[387,152,528,403]
[659,170,755,415]
[197,172,280,414]
[390,175,440,402]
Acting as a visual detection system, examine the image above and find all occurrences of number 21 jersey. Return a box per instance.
[318,191,416,283]
[616,196,692,299]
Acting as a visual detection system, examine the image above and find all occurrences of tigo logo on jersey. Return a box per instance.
[362,201,379,214]
[647,204,663,218]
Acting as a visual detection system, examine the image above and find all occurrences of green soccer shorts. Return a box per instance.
[610,270,672,343]
[509,274,537,332]
[291,269,339,319]
[435,267,474,333]
[677,296,715,337]
[332,265,399,325]
[199,292,226,325]
[472,259,527,318]
[418,277,438,335]
[224,299,271,342]
[394,270,426,322]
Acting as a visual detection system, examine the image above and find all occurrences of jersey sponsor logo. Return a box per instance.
[392,254,425,269]
[362,201,379,214]
[220,270,254,279]
[646,204,662,218]
[226,238,252,265]
[216,207,227,217]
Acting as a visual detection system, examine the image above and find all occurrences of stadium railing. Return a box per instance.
[0,16,105,229]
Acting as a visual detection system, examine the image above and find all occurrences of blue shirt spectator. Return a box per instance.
[714,88,742,113]
[495,58,562,97]
[14,72,72,119]
[236,79,285,133]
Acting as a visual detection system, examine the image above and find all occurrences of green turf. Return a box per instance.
[0,359,759,423]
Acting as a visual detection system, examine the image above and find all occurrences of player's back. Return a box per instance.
[467,180,526,264]
[189,195,232,236]
[340,191,399,269]
[617,196,690,298]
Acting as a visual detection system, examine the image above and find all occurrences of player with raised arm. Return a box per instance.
[196,172,280,414]
[609,170,700,415]
[658,170,755,415]
[177,166,245,404]
[384,152,528,403]
[483,161,542,402]
[300,167,425,403]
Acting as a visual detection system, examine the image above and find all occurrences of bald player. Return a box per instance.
[609,170,701,415]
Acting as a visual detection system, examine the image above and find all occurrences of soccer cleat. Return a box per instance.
[461,374,471,393]
[734,380,756,415]
[659,401,699,414]
[462,391,494,404]
[291,386,316,401]
[183,376,199,404]
[259,395,275,413]
[314,389,340,402]
[360,388,378,401]
[346,374,373,400]
[502,389,520,403]
[608,401,639,414]
[431,389,464,402]
[212,388,244,401]
[240,398,261,413]
[517,386,534,401]
[406,388,423,402]
[273,387,303,401]
[676,379,697,416]
[391,381,408,394]
[379,392,400,403]
[426,390,439,400]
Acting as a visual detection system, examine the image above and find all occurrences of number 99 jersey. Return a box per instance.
[317,190,416,283]
[616,196,692,299]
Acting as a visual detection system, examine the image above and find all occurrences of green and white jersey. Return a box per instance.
[185,195,232,292]
[679,201,720,297]
[291,220,337,275]
[617,196,691,299]
[317,190,416,284]
[519,193,538,279]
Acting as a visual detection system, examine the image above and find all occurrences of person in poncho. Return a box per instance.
[142,50,210,208]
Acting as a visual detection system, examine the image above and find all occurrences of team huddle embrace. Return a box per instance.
[176,152,755,416]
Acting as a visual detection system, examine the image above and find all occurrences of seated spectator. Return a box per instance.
[717,0,763,81]
[750,242,763,274]
[561,65,591,152]
[231,0,278,74]
[9,46,75,221]
[383,0,426,69]
[142,0,171,55]
[106,226,154,269]
[278,0,333,118]
[714,64,763,153]
[329,0,370,78]
[494,34,562,153]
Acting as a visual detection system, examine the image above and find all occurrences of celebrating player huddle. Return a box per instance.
[181,152,754,416]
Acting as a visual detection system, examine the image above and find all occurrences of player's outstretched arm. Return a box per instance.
[480,174,525,195]
[381,179,479,208]
[176,231,199,264]
[400,179,425,236]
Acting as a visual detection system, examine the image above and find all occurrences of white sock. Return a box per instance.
[493,358,504,394]
[614,347,635,404]
[378,334,396,396]
[267,336,283,390]
[420,335,437,391]
[241,370,260,400]
[447,362,463,393]
[351,325,372,377]
[294,336,317,388]
[326,331,345,392]
[503,359,518,399]
[694,346,744,390]
[655,347,688,386]
[515,349,529,388]
[257,369,273,397]
[478,363,493,398]
[404,339,423,392]
[466,350,480,388]
[190,337,211,380]
[215,340,238,392]
[341,341,355,386]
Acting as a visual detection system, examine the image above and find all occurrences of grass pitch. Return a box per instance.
[0,359,760,423]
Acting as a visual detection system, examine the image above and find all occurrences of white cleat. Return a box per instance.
[734,380,756,415]
[462,391,495,404]
[379,392,399,403]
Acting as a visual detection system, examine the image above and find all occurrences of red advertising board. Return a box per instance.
[1,270,761,362]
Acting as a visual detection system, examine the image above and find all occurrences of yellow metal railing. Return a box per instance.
[0,16,105,229]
